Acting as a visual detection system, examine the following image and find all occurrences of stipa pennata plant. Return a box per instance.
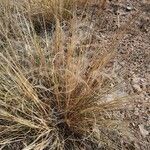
[0,0,107,36]
[0,1,136,150]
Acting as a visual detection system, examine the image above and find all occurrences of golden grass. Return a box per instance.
[0,0,138,149]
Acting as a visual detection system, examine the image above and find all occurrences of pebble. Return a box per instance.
[139,124,149,137]
[133,84,142,92]
[126,6,132,11]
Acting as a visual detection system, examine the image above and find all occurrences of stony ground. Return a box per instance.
[96,0,150,149]
[78,0,149,149]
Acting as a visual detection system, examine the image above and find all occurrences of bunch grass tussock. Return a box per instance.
[0,0,137,150]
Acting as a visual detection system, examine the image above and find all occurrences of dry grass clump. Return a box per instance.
[0,0,135,150]
[0,0,107,36]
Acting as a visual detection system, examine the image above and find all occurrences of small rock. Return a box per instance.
[134,108,139,116]
[133,84,142,92]
[132,76,141,84]
[139,124,149,137]
[126,6,132,11]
